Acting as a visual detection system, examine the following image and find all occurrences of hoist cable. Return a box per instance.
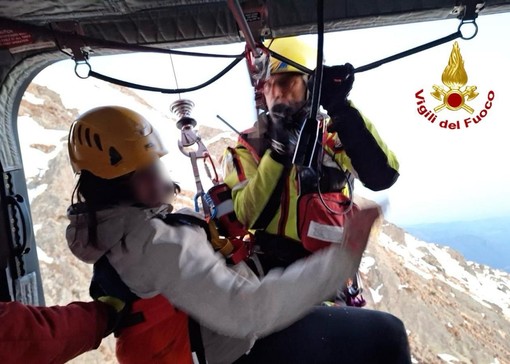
[308,0,325,121]
[169,54,181,99]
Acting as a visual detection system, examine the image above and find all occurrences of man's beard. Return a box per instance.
[269,101,309,131]
[269,101,307,120]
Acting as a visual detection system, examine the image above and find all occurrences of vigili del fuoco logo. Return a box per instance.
[415,41,495,130]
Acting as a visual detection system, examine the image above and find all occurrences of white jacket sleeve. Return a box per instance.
[112,218,360,341]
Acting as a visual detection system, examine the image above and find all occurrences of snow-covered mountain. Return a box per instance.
[358,211,510,364]
[18,80,510,364]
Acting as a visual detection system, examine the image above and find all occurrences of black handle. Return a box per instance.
[6,194,33,256]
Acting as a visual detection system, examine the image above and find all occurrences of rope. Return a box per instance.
[354,30,463,73]
[87,56,244,94]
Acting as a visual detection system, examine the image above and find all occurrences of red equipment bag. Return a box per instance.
[297,192,358,252]
[207,183,253,264]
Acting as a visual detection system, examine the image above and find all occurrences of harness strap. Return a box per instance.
[237,136,262,163]
[116,311,145,331]
[227,237,253,265]
[160,211,252,264]
[228,147,247,182]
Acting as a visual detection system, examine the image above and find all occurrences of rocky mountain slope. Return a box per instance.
[17,81,510,364]
[359,210,510,364]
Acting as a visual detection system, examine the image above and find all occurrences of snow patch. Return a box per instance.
[379,233,434,280]
[403,262,434,280]
[23,92,45,105]
[28,184,48,203]
[437,354,459,363]
[359,256,376,274]
[33,224,42,236]
[369,284,384,304]
[37,246,54,265]
[398,283,409,290]
[18,116,68,180]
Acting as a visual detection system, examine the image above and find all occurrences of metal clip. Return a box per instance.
[452,1,485,21]
[178,126,209,158]
[171,99,208,157]
[456,1,483,40]
[246,44,270,109]
[246,44,270,81]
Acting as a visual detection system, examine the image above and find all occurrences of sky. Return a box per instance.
[30,12,510,226]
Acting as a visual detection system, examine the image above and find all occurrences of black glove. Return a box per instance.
[310,63,355,113]
[268,104,304,160]
[327,104,365,137]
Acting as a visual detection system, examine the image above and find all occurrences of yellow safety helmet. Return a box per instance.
[68,106,167,179]
[264,37,317,75]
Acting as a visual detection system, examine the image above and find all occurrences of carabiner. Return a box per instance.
[178,127,209,158]
[194,191,217,218]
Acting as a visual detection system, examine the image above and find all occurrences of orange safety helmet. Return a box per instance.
[68,106,167,179]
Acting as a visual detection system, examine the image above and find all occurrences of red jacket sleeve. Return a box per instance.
[0,301,109,364]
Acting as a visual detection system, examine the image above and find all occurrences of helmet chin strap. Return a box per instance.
[292,102,311,128]
[290,76,313,129]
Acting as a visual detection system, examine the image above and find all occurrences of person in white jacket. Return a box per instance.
[66,106,411,364]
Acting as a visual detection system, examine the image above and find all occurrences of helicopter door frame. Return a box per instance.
[0,163,44,305]
[0,51,60,305]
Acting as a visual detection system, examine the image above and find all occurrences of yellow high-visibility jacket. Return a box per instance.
[223,105,399,242]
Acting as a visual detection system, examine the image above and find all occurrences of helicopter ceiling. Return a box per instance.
[1,1,509,48]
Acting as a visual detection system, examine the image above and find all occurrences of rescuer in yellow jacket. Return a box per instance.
[223,37,399,278]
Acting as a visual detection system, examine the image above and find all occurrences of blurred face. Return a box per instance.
[130,161,175,208]
[263,73,308,112]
